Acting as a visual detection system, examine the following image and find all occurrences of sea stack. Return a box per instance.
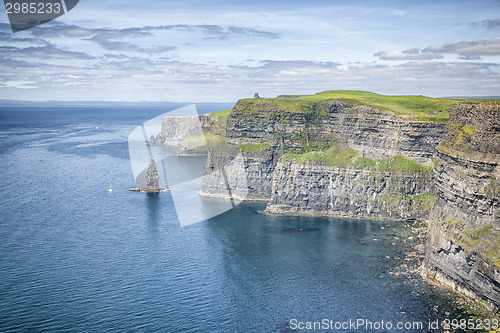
[130,158,168,192]
[146,158,160,189]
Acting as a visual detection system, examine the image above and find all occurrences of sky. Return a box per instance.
[0,0,499,102]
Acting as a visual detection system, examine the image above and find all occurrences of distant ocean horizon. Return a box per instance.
[0,104,473,332]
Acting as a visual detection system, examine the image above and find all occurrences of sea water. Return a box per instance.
[0,105,471,332]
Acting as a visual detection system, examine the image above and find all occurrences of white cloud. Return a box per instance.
[424,38,500,57]
[374,48,442,60]
[1,1,499,101]
[0,45,94,59]
[0,57,498,101]
[376,38,500,61]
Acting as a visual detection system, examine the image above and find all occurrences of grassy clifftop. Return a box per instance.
[229,90,499,122]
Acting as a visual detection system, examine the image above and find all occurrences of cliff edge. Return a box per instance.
[422,102,500,312]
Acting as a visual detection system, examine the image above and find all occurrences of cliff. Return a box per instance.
[226,99,445,165]
[151,92,450,221]
[198,91,447,221]
[266,159,435,220]
[152,92,500,311]
[422,102,500,312]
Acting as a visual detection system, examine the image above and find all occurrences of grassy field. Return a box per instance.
[229,90,500,122]
[301,90,457,122]
[211,108,232,121]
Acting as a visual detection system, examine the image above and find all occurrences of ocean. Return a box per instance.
[0,104,470,332]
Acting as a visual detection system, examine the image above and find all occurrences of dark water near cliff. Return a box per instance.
[0,105,469,332]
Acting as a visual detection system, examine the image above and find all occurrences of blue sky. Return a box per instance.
[0,0,499,102]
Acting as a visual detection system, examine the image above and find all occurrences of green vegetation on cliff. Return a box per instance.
[202,109,232,146]
[282,144,432,173]
[234,90,460,122]
[438,120,476,154]
[443,219,500,270]
[239,143,271,153]
[212,108,232,122]
[304,90,456,122]
[379,193,436,212]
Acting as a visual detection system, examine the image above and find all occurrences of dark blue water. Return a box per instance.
[0,105,467,332]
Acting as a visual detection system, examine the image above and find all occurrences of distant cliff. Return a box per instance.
[422,102,500,312]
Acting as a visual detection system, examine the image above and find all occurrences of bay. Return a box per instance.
[0,105,468,332]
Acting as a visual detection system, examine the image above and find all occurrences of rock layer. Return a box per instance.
[422,102,500,312]
[266,160,435,220]
[226,100,445,165]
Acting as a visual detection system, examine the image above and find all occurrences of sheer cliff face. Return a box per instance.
[200,99,444,220]
[267,161,435,220]
[422,102,500,311]
[226,100,445,165]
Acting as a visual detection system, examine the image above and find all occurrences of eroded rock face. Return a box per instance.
[226,100,445,165]
[146,158,160,188]
[150,116,201,145]
[266,161,435,220]
[422,102,500,312]
[200,99,444,211]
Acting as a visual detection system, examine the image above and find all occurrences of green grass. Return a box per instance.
[282,144,359,168]
[212,108,232,122]
[235,90,464,122]
[302,90,457,121]
[377,193,436,212]
[460,224,500,270]
[461,125,476,136]
[412,194,437,211]
[213,91,500,123]
[282,144,433,173]
[443,218,500,270]
[239,143,271,153]
[202,108,232,142]
[375,155,433,173]
[438,120,476,154]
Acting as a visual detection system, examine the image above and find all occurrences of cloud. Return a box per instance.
[0,33,53,46]
[376,38,500,61]
[88,24,278,52]
[18,23,277,54]
[0,46,95,59]
[89,28,152,41]
[144,24,280,40]
[89,39,176,53]
[3,56,498,102]
[195,25,280,40]
[374,48,442,61]
[28,24,94,38]
[424,38,500,57]
[27,22,278,45]
[480,19,500,30]
[0,23,13,32]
